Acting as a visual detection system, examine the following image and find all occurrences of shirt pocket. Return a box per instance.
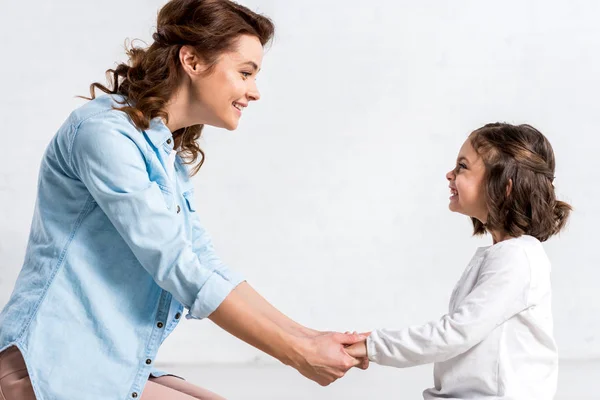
[182,190,196,212]
[157,183,175,210]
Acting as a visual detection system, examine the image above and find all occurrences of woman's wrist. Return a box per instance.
[278,333,308,368]
[294,325,321,337]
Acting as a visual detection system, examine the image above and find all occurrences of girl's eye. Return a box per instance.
[456,163,467,172]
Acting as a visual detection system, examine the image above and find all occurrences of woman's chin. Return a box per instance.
[222,118,239,131]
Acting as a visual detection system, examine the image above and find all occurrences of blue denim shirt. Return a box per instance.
[0,95,244,399]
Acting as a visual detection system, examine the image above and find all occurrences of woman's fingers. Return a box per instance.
[357,357,370,370]
[334,331,366,346]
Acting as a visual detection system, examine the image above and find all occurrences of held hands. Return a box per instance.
[304,329,370,370]
[289,331,367,386]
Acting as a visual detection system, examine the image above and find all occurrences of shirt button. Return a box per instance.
[132,393,138,398]
[167,138,172,144]
[146,359,152,365]
[176,205,181,214]
[157,322,164,328]
[175,312,181,320]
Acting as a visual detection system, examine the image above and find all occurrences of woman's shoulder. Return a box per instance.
[66,95,146,153]
[56,95,151,170]
[68,94,134,130]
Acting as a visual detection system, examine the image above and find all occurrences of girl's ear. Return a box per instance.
[506,178,513,197]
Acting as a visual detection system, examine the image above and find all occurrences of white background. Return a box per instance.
[0,0,598,368]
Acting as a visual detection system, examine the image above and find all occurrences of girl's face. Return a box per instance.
[184,34,264,130]
[446,139,488,223]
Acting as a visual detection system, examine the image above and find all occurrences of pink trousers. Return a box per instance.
[0,347,225,400]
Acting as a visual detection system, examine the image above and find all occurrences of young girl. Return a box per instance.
[347,123,571,399]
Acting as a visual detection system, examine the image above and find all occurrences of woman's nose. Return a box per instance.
[248,81,261,101]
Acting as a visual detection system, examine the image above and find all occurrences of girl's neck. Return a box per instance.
[490,230,513,244]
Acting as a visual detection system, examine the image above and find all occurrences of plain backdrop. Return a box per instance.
[0,0,598,367]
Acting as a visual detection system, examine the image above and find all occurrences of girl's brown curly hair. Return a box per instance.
[469,123,571,242]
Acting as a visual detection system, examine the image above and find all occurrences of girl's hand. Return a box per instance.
[344,331,371,369]
[345,340,367,359]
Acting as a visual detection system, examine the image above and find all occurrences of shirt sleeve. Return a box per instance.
[367,243,532,367]
[186,206,246,319]
[70,118,241,319]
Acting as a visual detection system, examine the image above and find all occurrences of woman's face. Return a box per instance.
[184,34,264,130]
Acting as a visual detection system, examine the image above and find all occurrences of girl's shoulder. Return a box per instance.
[481,235,550,273]
[488,235,542,252]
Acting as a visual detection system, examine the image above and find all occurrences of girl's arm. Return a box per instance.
[366,244,531,368]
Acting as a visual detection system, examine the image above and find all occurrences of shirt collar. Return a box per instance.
[107,94,174,149]
[144,117,174,149]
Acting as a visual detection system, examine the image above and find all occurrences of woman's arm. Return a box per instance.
[221,283,370,370]
[209,284,366,386]
[233,282,321,337]
[69,118,366,383]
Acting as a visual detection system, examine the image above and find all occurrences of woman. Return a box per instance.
[0,1,367,399]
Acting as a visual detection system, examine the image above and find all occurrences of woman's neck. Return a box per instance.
[163,80,205,133]
[163,89,190,133]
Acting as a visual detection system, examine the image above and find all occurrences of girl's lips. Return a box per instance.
[449,186,458,200]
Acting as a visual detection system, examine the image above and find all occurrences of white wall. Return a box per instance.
[0,0,598,365]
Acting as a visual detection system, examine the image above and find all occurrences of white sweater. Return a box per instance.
[367,235,557,399]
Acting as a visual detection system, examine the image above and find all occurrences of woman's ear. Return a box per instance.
[179,45,206,76]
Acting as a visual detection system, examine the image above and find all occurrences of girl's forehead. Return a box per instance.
[457,139,484,165]
[458,139,476,158]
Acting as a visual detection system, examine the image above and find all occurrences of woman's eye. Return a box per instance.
[241,71,252,79]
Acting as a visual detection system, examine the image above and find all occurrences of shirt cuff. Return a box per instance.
[186,270,246,320]
[216,268,246,288]
[366,332,379,363]
[149,368,184,380]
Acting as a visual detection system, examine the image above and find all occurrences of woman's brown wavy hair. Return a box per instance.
[469,123,571,242]
[82,0,274,175]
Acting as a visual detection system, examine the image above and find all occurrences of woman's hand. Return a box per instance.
[288,332,367,386]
